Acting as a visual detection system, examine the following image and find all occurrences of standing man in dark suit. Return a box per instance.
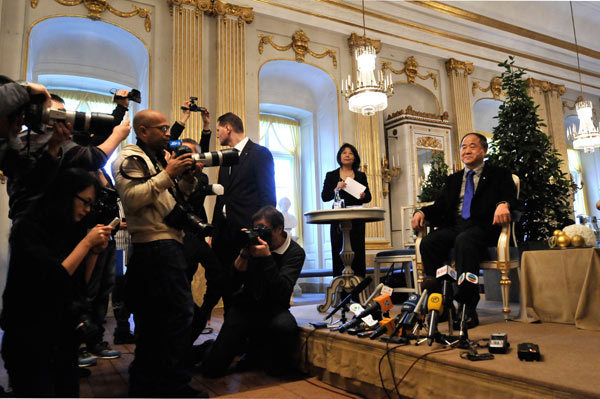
[412,133,517,328]
[211,112,276,312]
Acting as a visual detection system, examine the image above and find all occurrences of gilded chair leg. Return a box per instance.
[499,267,512,320]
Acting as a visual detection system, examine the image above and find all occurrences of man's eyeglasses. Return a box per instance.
[75,194,95,209]
[148,125,171,133]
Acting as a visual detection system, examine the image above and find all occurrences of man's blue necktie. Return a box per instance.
[462,170,475,219]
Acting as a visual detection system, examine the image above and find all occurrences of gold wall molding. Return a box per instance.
[171,6,202,143]
[258,30,337,68]
[416,136,443,149]
[386,106,449,123]
[31,0,152,31]
[445,58,474,76]
[347,32,381,53]
[381,57,438,89]
[472,76,502,99]
[167,0,253,23]
[355,114,386,243]
[249,0,600,87]
[446,58,474,161]
[526,77,566,96]
[217,15,246,144]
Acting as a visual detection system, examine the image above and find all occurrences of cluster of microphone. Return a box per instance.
[325,265,481,347]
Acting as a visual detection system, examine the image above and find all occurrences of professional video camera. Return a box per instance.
[111,88,141,104]
[23,94,115,134]
[237,224,272,248]
[169,140,239,167]
[180,97,206,113]
[164,202,214,238]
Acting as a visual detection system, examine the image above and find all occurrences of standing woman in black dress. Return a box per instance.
[321,143,372,277]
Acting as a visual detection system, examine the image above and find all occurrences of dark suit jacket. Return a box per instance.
[421,162,517,242]
[212,139,276,240]
[321,168,372,206]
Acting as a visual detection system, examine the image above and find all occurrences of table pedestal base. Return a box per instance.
[317,274,367,313]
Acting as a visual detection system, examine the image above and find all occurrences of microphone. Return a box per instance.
[436,265,457,307]
[456,272,480,308]
[403,289,427,330]
[369,317,396,340]
[324,276,372,320]
[426,293,444,346]
[338,294,393,332]
[361,282,384,307]
[391,294,419,336]
[348,303,378,328]
[458,303,469,341]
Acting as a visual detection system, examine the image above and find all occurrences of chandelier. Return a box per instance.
[568,1,600,152]
[341,0,393,116]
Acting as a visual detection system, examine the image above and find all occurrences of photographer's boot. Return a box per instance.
[88,341,122,359]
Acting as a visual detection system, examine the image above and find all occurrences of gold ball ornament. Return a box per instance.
[597,200,600,211]
[556,234,571,248]
[558,230,567,236]
[571,235,585,248]
[552,229,563,237]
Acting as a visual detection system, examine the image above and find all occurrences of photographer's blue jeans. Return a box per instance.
[126,240,193,396]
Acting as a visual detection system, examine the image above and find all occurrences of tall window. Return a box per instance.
[259,114,301,241]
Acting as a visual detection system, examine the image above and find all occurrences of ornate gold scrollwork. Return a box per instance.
[167,0,253,23]
[386,106,449,123]
[445,58,474,76]
[526,77,566,95]
[381,57,438,89]
[31,0,152,31]
[472,76,503,99]
[258,29,337,68]
[416,136,443,149]
[347,32,381,53]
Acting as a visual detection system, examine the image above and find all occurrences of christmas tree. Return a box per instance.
[418,151,449,203]
[487,57,573,243]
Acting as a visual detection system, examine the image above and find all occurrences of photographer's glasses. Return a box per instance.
[149,125,170,133]
[75,194,95,209]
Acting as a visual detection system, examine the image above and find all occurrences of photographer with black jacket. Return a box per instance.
[200,206,305,378]
[0,168,112,397]
[180,137,225,344]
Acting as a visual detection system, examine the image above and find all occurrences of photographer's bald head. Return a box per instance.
[133,110,171,153]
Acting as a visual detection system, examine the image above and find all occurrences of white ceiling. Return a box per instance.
[240,0,600,95]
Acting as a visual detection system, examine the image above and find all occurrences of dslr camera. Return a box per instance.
[169,141,240,167]
[237,224,272,248]
[164,202,214,238]
[23,94,115,135]
[88,186,120,227]
[112,88,141,104]
[181,97,206,113]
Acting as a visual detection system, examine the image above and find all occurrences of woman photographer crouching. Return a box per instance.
[0,168,113,397]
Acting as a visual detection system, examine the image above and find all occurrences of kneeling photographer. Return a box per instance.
[112,109,209,398]
[200,206,305,378]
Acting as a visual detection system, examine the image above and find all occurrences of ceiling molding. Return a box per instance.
[248,0,600,91]
[410,1,600,60]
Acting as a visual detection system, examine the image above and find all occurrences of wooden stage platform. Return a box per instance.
[290,300,600,399]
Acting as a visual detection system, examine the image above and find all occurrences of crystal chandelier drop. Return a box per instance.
[568,1,600,152]
[341,0,393,116]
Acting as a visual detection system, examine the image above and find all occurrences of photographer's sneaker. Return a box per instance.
[78,348,98,368]
[88,341,122,359]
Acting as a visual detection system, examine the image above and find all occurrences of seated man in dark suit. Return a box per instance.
[411,133,517,328]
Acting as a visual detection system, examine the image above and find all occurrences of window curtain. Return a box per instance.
[567,149,589,216]
[51,89,114,113]
[259,114,303,242]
